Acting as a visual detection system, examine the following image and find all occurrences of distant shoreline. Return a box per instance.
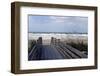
[28,32,88,34]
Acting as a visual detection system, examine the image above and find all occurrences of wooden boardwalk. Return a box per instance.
[28,37,87,60]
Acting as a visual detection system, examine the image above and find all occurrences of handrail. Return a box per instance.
[51,37,87,58]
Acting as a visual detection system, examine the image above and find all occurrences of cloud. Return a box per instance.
[49,16,68,23]
[29,15,88,33]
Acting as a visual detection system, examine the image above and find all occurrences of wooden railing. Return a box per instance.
[51,37,87,59]
[28,37,43,60]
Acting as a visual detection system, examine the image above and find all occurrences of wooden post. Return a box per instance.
[57,39,60,45]
[36,37,43,60]
[51,37,54,44]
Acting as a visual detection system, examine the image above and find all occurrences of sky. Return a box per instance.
[28,15,88,33]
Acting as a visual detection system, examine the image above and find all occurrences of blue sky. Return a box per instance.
[28,15,88,33]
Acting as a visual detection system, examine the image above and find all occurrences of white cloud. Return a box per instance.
[49,16,67,23]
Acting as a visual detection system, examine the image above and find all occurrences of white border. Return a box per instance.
[20,7,95,70]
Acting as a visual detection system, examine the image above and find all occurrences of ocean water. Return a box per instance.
[28,33,88,45]
[28,33,87,40]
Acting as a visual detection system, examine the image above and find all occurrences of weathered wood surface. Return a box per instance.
[51,37,87,58]
[28,37,87,60]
